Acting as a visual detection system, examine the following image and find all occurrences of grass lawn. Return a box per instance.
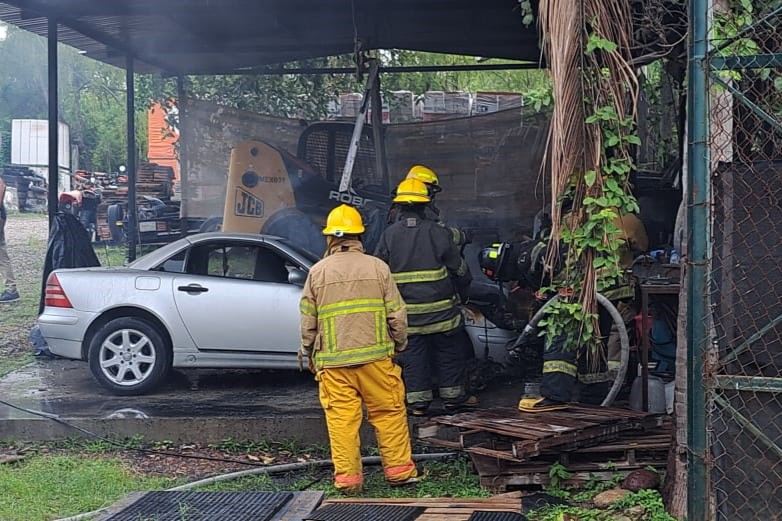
[0,353,33,378]
[196,456,489,499]
[0,455,175,521]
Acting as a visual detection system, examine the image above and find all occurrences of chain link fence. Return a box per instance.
[706,2,782,518]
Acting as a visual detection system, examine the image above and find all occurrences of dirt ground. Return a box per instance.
[0,214,48,356]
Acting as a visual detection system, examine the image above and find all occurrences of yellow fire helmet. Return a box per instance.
[393,178,432,204]
[322,204,365,236]
[406,165,442,194]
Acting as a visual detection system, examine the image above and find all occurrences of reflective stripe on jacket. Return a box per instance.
[375,209,471,335]
[300,238,408,369]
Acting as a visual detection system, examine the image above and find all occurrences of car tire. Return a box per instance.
[261,208,326,258]
[88,317,172,396]
[107,204,125,245]
[198,216,223,232]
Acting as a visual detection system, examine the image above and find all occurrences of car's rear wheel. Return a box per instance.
[88,317,171,396]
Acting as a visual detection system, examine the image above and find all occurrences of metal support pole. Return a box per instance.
[338,60,379,193]
[126,55,137,262]
[369,68,388,190]
[686,0,711,515]
[177,75,188,237]
[46,18,58,229]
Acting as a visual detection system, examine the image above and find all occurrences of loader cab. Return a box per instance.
[221,122,392,256]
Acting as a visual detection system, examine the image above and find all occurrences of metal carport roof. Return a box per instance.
[0,0,542,75]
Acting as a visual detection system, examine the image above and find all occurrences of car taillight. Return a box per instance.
[45,273,73,308]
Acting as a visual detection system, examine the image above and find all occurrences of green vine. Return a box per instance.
[518,0,535,26]
[538,33,640,352]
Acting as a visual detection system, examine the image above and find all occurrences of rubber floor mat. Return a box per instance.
[106,491,293,521]
[306,504,424,521]
[468,512,528,521]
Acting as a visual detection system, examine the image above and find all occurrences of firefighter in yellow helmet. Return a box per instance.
[375,179,476,416]
[398,165,470,247]
[299,204,418,494]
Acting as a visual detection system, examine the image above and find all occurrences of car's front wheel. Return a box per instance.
[88,317,171,395]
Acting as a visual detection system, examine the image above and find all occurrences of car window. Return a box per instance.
[154,249,187,273]
[186,242,294,284]
[204,246,254,279]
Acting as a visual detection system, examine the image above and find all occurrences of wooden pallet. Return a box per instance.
[418,406,663,463]
[470,424,672,491]
[321,492,523,521]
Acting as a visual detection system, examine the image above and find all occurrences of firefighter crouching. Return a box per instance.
[519,212,648,412]
[299,204,418,494]
[479,211,648,413]
[375,178,477,416]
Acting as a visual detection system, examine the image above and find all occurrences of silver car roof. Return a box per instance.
[129,232,315,271]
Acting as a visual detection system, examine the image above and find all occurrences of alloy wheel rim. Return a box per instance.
[99,328,157,386]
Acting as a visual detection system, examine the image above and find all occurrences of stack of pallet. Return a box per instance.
[136,163,174,199]
[94,163,176,241]
[417,406,671,492]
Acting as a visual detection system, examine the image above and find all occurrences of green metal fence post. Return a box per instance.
[687,0,711,516]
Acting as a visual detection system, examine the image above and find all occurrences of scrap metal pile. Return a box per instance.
[0,165,47,212]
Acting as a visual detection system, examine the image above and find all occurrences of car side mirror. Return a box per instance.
[288,268,307,287]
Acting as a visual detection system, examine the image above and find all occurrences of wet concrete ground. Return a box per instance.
[0,359,330,443]
[0,358,522,443]
[0,359,322,420]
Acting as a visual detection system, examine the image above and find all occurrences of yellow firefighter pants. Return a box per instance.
[316,357,418,492]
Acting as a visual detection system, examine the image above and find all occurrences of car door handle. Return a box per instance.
[177,284,209,293]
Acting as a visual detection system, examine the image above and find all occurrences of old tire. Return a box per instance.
[262,208,326,258]
[199,216,223,232]
[88,317,171,396]
[107,204,125,244]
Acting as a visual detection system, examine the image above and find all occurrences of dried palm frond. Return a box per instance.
[539,0,638,362]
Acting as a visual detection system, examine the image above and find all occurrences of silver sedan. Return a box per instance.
[38,233,317,395]
[38,232,515,395]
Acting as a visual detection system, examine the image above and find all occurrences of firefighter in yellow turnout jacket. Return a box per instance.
[299,204,418,494]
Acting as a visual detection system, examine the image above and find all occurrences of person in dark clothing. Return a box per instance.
[518,212,648,412]
[375,178,476,416]
[403,165,470,248]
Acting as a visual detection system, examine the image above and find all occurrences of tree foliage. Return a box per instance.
[0,23,147,172]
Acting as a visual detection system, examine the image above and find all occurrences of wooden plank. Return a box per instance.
[325,497,520,507]
[511,422,627,460]
[429,407,652,442]
[417,515,471,521]
[568,438,671,453]
[419,437,464,450]
[426,505,521,516]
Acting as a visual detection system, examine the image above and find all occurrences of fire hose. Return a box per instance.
[509,292,630,407]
